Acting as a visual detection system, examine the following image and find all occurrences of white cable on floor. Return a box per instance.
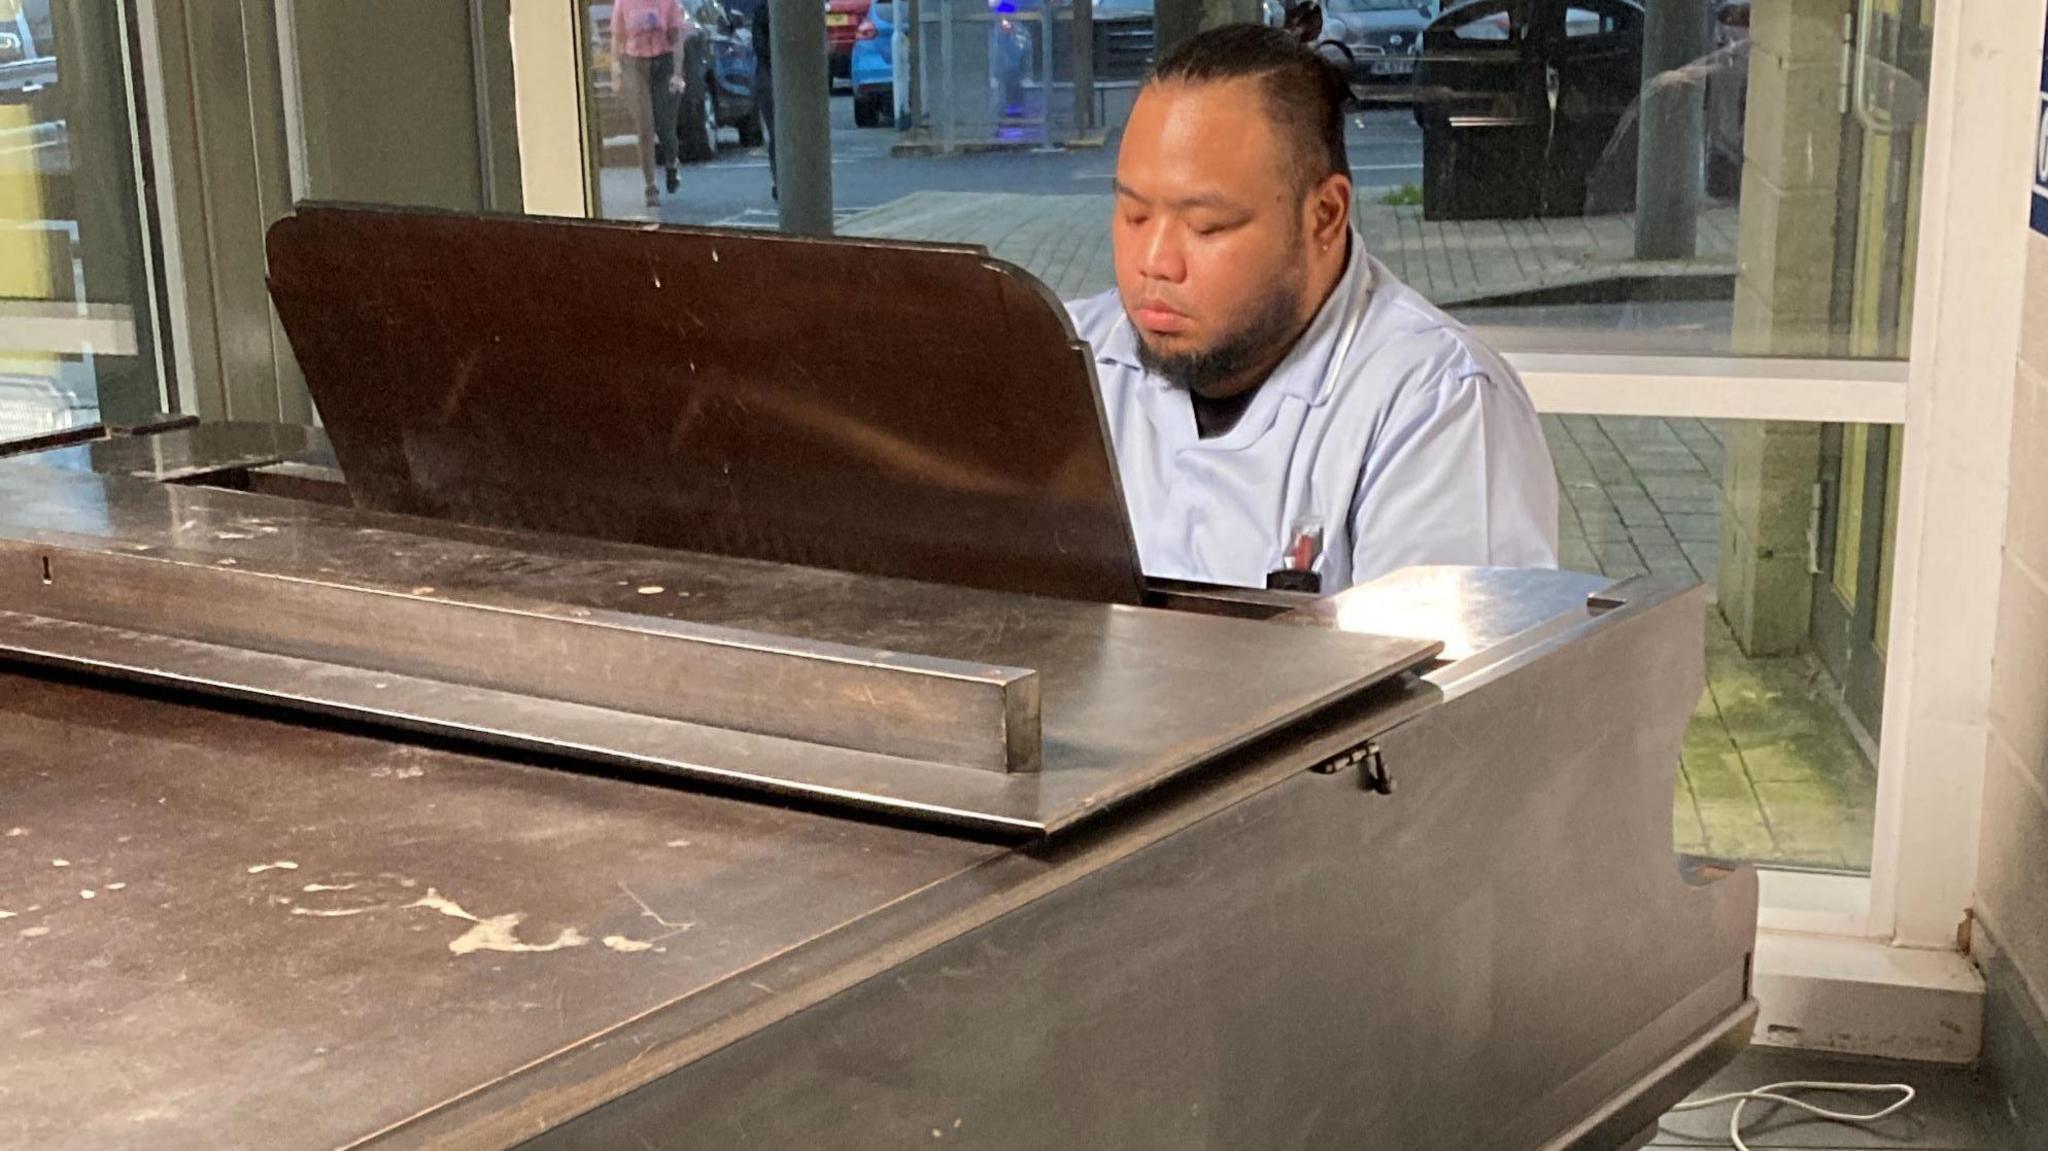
[1666,1079,1917,1151]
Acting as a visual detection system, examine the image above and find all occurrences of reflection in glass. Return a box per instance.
[1546,414,1900,873]
[0,0,161,432]
[590,0,1942,360]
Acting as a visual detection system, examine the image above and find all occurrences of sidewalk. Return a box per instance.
[843,190,1871,872]
[839,189,1740,304]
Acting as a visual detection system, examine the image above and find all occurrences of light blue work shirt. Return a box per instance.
[1066,235,1559,592]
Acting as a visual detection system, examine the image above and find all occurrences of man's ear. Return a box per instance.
[1311,172,1352,246]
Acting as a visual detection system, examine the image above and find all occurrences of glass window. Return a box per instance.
[1453,15,1513,40]
[565,4,1935,868]
[1546,414,1902,873]
[0,0,164,440]
[1564,6,1619,36]
[584,0,1939,364]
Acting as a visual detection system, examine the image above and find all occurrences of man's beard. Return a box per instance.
[1131,273,1307,398]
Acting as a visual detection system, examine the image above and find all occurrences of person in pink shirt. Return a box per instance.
[611,0,690,206]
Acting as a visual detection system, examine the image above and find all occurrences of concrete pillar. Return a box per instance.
[1718,0,1851,657]
[1072,0,1095,134]
[1719,421,1820,655]
[1633,0,1709,259]
[771,0,835,235]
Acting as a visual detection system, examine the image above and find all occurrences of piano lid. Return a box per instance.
[265,205,1146,604]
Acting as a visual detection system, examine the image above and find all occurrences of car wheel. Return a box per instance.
[853,91,883,128]
[737,103,766,147]
[678,78,718,162]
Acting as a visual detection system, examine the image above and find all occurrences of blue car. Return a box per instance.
[850,0,897,127]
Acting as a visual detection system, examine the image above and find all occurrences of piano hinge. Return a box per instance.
[1310,739,1392,794]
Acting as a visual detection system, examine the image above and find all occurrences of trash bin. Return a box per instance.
[1412,0,1645,221]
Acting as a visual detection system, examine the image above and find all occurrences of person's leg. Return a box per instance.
[757,76,777,199]
[650,53,680,190]
[620,56,658,203]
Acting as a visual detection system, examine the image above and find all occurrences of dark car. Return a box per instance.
[1411,0,1747,219]
[675,0,765,160]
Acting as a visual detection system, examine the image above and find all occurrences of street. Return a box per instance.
[602,98,1425,227]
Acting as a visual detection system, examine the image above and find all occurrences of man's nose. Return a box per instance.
[1136,221,1187,284]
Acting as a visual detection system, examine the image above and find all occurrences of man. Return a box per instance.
[1066,24,1557,594]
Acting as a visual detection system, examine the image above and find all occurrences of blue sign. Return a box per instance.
[2036,92,2048,235]
[2038,22,2048,234]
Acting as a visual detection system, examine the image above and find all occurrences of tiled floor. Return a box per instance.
[1656,1046,2016,1149]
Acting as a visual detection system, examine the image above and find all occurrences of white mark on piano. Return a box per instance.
[407,887,589,956]
[247,861,300,874]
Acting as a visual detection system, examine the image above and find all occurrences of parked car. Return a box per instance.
[590,1,763,163]
[826,0,875,86]
[1315,0,1436,106]
[1412,0,1749,219]
[850,0,897,127]
[675,0,766,159]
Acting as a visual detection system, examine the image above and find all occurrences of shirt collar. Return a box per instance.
[1094,229,1375,408]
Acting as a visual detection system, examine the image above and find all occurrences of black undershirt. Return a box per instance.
[1189,387,1260,439]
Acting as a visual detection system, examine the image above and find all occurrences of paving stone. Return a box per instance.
[1665,513,1723,543]
[1616,501,1667,528]
[1754,781,1868,864]
[1627,449,1712,476]
[1559,541,1601,574]
[1629,525,1681,552]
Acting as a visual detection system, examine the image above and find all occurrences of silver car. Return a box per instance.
[1317,0,1436,105]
